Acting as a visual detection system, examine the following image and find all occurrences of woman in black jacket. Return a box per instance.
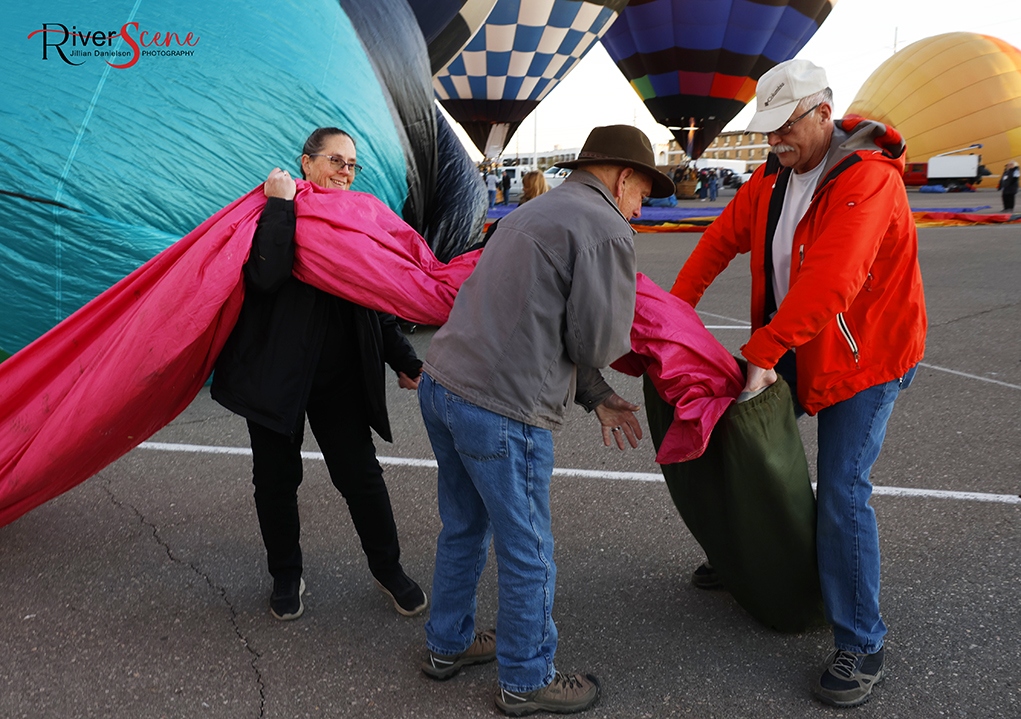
[212,128,426,621]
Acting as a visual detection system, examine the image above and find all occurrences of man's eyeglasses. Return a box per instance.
[770,103,822,136]
[308,154,363,175]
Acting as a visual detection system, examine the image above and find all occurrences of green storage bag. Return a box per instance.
[644,371,826,632]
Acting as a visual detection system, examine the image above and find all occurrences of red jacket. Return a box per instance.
[671,118,927,415]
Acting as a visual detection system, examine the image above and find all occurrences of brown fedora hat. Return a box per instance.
[555,125,675,198]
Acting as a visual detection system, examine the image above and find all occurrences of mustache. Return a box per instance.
[771,144,796,154]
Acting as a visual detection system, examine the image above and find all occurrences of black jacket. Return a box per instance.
[211,197,421,441]
[999,167,1019,195]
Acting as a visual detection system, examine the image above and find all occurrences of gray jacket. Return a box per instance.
[424,170,637,430]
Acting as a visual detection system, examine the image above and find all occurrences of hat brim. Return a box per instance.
[745,100,800,134]
[553,159,675,198]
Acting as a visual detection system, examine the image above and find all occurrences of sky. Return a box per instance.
[445,0,1021,162]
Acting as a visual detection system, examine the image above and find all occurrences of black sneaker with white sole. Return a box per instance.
[813,646,887,707]
[270,577,305,621]
[422,630,497,680]
[373,568,428,617]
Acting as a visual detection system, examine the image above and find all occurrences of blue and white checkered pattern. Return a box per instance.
[434,0,619,104]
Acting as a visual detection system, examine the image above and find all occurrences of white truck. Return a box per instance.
[927,144,990,189]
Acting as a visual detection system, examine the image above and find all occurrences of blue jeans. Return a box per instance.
[418,373,557,692]
[488,189,496,207]
[775,353,917,653]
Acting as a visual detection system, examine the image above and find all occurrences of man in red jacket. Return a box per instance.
[671,59,926,708]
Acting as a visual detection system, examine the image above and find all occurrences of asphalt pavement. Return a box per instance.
[1,189,1018,718]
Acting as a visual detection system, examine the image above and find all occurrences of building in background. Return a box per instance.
[677,132,771,172]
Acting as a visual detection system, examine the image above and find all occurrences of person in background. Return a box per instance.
[418,125,675,716]
[212,127,428,622]
[997,160,1019,212]
[670,60,926,708]
[708,169,719,201]
[501,171,512,205]
[519,170,550,205]
[486,171,499,207]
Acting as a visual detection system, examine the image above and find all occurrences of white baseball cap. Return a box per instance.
[746,59,829,134]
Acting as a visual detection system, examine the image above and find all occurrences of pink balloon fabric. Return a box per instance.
[0,181,739,527]
[612,274,744,464]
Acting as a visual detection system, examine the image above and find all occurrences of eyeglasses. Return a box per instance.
[308,154,363,175]
[770,103,822,136]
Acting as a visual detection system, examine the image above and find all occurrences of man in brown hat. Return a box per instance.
[417,125,673,716]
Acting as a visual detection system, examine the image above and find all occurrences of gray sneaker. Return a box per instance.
[495,672,600,716]
[813,647,887,707]
[422,630,497,680]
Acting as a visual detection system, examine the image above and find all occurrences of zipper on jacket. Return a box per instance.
[836,313,859,367]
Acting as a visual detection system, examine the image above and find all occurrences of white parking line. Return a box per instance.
[695,315,1020,390]
[138,442,1020,505]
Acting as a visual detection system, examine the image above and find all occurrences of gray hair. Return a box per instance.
[798,87,834,114]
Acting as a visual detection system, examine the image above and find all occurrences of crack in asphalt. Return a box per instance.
[929,301,1020,327]
[99,480,267,718]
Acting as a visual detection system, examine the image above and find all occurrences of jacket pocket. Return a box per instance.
[446,393,510,461]
[835,313,859,368]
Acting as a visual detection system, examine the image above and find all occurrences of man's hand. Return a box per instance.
[264,167,296,200]
[594,393,643,450]
[743,363,778,394]
[398,371,419,390]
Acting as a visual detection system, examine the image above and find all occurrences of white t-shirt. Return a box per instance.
[772,160,827,306]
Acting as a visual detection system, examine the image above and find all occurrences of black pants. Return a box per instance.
[1003,191,1016,212]
[247,390,401,584]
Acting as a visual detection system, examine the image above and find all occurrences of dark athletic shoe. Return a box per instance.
[374,569,428,617]
[270,577,305,621]
[422,630,497,680]
[691,562,724,590]
[495,672,600,716]
[814,647,887,707]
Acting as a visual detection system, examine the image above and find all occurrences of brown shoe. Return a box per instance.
[495,671,600,716]
[422,630,497,680]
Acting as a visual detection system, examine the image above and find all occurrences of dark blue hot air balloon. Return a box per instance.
[601,0,838,158]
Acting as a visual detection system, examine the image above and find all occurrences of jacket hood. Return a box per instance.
[804,116,907,195]
[829,116,906,170]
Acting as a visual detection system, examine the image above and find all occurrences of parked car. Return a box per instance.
[543,166,572,188]
[902,162,927,186]
[719,168,740,188]
[733,171,753,186]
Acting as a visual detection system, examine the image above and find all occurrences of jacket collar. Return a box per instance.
[563,169,632,226]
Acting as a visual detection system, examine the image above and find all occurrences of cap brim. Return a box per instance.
[745,101,799,134]
[554,160,675,198]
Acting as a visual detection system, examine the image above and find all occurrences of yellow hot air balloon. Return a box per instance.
[848,32,1021,188]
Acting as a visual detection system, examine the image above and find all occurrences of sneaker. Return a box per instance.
[374,569,428,617]
[422,630,497,680]
[270,577,305,621]
[691,562,724,590]
[495,672,600,716]
[813,647,887,707]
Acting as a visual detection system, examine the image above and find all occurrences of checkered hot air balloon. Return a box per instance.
[434,0,628,157]
[408,0,499,74]
[601,0,838,159]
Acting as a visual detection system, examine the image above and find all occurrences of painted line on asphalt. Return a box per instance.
[696,316,1020,390]
[917,362,1021,390]
[138,442,1020,505]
